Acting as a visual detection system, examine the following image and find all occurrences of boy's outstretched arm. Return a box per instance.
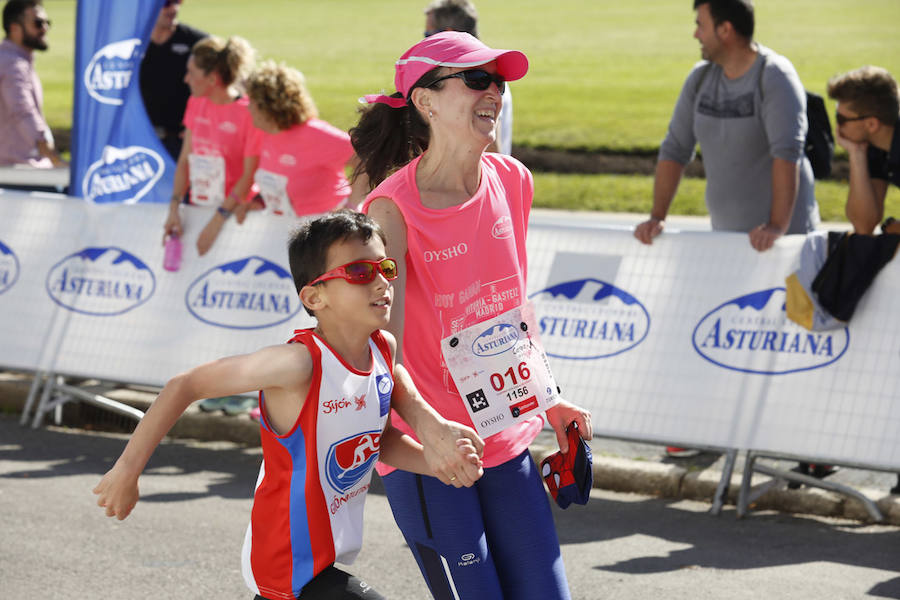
[93,344,311,520]
[379,331,485,486]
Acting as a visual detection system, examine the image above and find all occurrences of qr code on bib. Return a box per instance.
[466,389,489,413]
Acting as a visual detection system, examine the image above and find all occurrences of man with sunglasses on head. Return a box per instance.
[635,0,819,252]
[423,0,514,156]
[827,66,900,236]
[139,0,207,160]
[0,0,64,167]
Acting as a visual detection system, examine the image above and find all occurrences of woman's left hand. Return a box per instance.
[545,400,592,453]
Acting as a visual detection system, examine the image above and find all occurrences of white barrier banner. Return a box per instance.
[526,221,900,470]
[0,192,315,386]
[1,192,898,469]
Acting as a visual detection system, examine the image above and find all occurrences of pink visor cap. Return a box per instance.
[363,31,528,108]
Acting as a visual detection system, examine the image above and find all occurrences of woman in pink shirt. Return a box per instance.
[352,32,591,600]
[163,36,264,256]
[245,61,368,217]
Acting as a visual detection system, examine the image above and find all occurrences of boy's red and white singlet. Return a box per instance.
[241,329,394,599]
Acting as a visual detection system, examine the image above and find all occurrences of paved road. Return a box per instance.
[1,416,897,600]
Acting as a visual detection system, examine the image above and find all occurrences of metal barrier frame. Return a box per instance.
[20,371,144,429]
[737,451,891,522]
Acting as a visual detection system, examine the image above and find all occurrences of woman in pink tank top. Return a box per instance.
[163,36,264,257]
[350,32,592,600]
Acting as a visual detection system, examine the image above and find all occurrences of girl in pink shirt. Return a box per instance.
[163,36,264,256]
[352,32,592,600]
[246,62,368,217]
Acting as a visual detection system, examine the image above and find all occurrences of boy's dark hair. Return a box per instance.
[828,66,900,126]
[3,0,40,36]
[693,0,754,40]
[425,0,478,38]
[289,209,388,315]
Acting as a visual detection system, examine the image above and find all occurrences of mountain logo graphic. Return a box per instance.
[83,38,141,106]
[530,278,650,360]
[45,246,155,316]
[185,256,302,329]
[692,287,849,375]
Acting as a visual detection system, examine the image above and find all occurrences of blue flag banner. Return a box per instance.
[70,0,174,204]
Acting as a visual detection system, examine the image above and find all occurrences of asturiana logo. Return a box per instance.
[83,145,165,204]
[325,431,381,493]
[45,247,155,316]
[472,323,519,357]
[692,287,849,375]
[530,278,650,360]
[185,256,302,329]
[0,239,21,295]
[491,215,514,239]
[84,38,141,105]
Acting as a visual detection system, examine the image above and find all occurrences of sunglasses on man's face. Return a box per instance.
[308,258,398,286]
[32,17,50,29]
[835,111,871,126]
[430,69,506,95]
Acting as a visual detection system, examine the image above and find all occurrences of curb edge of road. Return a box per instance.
[2,375,897,526]
[527,445,900,526]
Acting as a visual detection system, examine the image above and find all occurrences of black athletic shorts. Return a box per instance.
[254,564,386,600]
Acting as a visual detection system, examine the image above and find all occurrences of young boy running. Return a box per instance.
[93,209,482,599]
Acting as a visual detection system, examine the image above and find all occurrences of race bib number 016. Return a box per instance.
[441,303,560,438]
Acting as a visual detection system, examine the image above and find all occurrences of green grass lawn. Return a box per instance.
[39,0,900,152]
[533,172,900,224]
[34,0,900,220]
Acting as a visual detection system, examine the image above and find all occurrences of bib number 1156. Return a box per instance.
[442,303,560,438]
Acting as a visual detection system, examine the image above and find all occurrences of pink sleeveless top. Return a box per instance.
[363,153,543,472]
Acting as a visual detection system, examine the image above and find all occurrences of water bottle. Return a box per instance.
[163,235,182,272]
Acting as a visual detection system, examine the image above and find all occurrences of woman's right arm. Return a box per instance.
[163,130,193,243]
